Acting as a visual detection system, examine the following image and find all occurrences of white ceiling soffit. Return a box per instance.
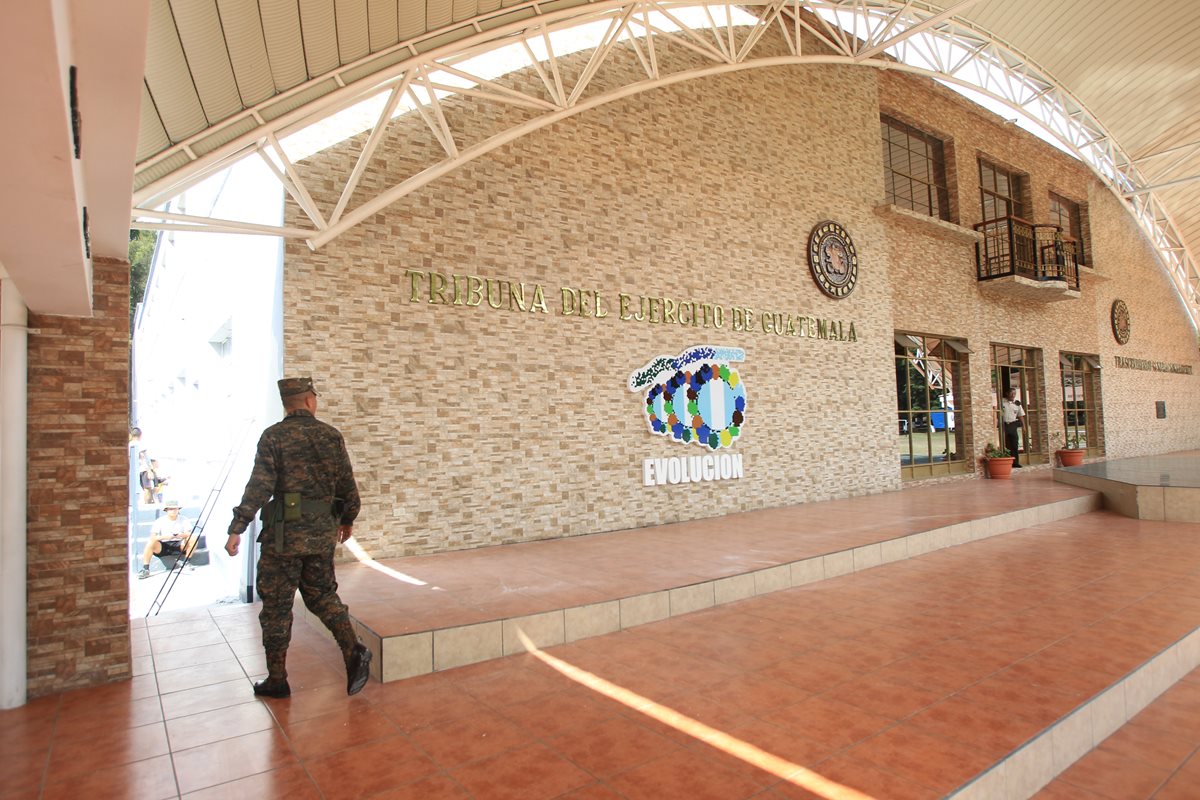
[0,0,148,315]
[132,0,1200,326]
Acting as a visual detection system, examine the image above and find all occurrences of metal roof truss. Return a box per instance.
[130,0,1200,327]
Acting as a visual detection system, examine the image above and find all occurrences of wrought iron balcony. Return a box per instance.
[974,216,1081,296]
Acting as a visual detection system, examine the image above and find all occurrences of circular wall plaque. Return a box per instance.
[807,221,859,299]
[1111,299,1131,345]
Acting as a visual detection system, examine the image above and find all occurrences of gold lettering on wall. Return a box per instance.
[1113,356,1193,375]
[400,270,861,342]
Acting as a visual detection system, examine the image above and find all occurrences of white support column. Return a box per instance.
[0,277,28,709]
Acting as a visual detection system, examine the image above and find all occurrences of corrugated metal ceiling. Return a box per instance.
[136,0,537,164]
[958,0,1200,299]
[136,0,1200,271]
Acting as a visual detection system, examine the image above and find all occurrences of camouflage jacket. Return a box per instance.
[228,409,360,554]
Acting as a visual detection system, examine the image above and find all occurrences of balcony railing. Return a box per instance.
[975,216,1080,290]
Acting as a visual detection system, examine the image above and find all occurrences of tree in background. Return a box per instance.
[128,229,156,327]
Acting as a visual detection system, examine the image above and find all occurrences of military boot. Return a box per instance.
[255,650,290,698]
[252,677,291,698]
[346,643,372,696]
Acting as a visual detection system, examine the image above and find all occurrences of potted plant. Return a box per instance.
[1055,433,1086,467]
[983,442,1014,479]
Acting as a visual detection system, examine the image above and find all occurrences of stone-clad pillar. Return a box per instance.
[25,258,130,698]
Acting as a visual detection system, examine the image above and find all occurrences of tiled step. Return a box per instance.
[492,510,1200,799]
[1055,452,1200,522]
[1034,665,1200,798]
[952,627,1200,798]
[297,479,1102,682]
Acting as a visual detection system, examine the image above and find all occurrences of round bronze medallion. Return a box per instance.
[1111,299,1131,345]
[807,221,859,299]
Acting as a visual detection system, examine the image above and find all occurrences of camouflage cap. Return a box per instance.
[163,499,181,509]
[277,376,319,399]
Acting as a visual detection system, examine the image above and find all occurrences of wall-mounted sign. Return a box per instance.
[643,453,744,486]
[401,268,861,342]
[629,345,747,450]
[808,221,859,299]
[1111,299,1131,345]
[1113,356,1192,375]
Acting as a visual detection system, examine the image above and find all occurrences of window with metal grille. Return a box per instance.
[881,116,950,221]
[979,160,1027,222]
[990,344,1046,466]
[1049,192,1087,265]
[895,332,970,480]
[1059,353,1104,452]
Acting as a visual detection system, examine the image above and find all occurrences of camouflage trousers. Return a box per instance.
[257,550,357,680]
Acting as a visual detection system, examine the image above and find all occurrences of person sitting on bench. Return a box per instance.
[138,500,198,579]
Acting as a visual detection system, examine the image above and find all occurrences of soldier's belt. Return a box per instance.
[262,495,337,553]
[264,494,335,523]
[299,498,335,517]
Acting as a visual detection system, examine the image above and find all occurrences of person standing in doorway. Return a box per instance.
[224,376,371,698]
[150,459,169,504]
[138,451,155,505]
[1001,387,1026,468]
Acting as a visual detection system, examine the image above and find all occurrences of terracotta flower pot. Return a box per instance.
[1057,448,1085,467]
[985,456,1015,479]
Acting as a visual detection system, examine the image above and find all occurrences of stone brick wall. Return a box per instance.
[882,72,1102,470]
[1089,186,1200,457]
[282,38,1199,557]
[26,257,130,696]
[287,43,901,557]
[880,72,1200,470]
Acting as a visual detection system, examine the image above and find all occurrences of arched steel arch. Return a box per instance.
[129,0,1199,328]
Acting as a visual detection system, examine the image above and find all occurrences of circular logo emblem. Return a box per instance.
[629,346,747,450]
[807,221,859,299]
[1111,299,1131,345]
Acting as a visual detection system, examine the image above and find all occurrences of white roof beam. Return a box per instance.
[123,0,1200,331]
[131,208,314,237]
[1123,174,1200,197]
[260,134,328,230]
[855,0,983,62]
[329,73,413,226]
[1132,139,1200,164]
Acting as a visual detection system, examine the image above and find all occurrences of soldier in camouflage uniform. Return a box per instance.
[224,376,371,698]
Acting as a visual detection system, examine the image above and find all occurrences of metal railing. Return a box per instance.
[975,216,1080,290]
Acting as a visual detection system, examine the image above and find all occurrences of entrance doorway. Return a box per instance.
[1059,352,1105,453]
[991,343,1046,466]
[895,332,970,480]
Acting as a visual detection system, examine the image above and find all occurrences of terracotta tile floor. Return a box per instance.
[1034,670,1200,799]
[5,477,1200,798]
[337,474,1098,636]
